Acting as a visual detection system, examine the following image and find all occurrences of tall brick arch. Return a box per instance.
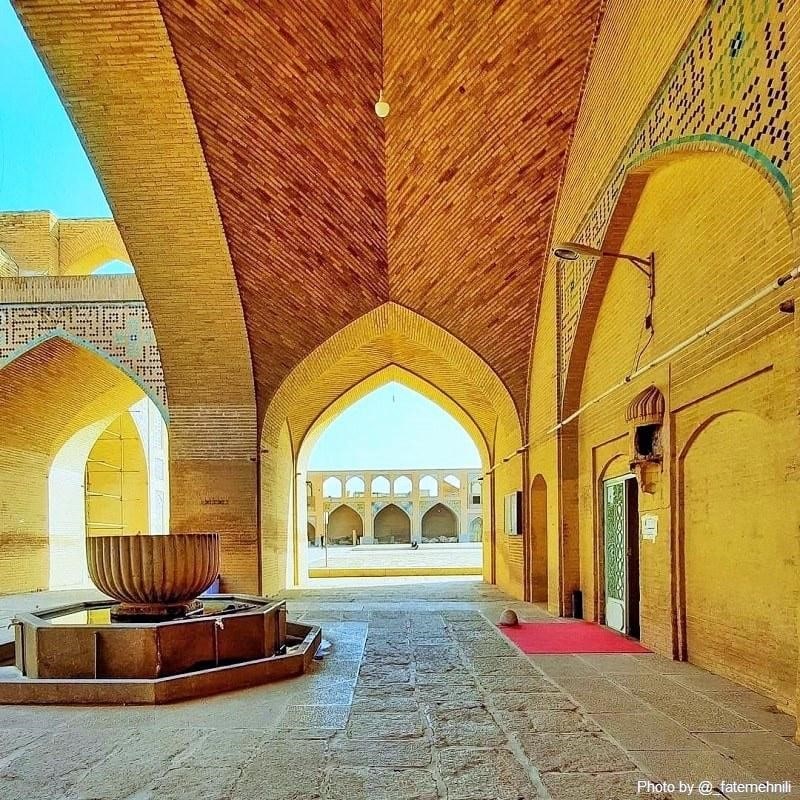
[260,303,519,593]
[561,144,793,425]
[0,336,145,593]
[14,0,259,591]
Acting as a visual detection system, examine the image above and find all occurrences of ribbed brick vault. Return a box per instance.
[154,0,602,417]
[15,0,602,424]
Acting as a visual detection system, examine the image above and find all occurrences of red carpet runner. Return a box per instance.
[500,621,651,654]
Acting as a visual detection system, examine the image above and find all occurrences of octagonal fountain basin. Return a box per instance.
[4,595,321,705]
[87,533,219,619]
[1,533,320,705]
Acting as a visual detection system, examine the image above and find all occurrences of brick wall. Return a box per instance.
[527,0,800,719]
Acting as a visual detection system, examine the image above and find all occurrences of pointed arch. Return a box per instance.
[421,502,458,543]
[393,475,413,496]
[260,302,521,594]
[345,475,366,497]
[373,503,411,545]
[419,474,439,498]
[326,503,364,545]
[322,476,343,498]
[371,475,391,496]
[0,336,147,593]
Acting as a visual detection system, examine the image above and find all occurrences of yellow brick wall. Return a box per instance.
[527,0,800,718]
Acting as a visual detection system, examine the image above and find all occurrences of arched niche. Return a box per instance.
[421,503,458,543]
[529,474,548,603]
[677,409,797,709]
[326,504,364,546]
[373,504,411,545]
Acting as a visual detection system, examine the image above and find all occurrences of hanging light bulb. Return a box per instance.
[374,89,390,118]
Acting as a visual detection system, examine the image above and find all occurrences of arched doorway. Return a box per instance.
[530,474,548,603]
[260,306,520,591]
[327,505,363,546]
[468,517,483,542]
[373,504,411,544]
[307,522,317,545]
[421,503,458,543]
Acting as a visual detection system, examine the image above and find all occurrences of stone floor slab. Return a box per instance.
[592,712,710,751]
[496,708,599,734]
[543,771,672,800]
[489,691,577,711]
[323,766,438,800]
[438,747,538,799]
[475,674,561,693]
[346,710,424,739]
[631,747,759,788]
[704,690,797,737]
[515,732,635,773]
[233,739,326,800]
[279,704,351,731]
[430,701,506,747]
[149,766,241,800]
[557,677,652,713]
[330,737,432,767]
[576,654,660,674]
[698,731,800,783]
[528,655,600,677]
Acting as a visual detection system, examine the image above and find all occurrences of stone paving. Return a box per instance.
[0,581,798,799]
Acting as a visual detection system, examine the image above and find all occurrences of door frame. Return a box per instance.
[600,473,640,637]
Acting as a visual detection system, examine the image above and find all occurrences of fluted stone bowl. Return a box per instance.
[87,534,219,616]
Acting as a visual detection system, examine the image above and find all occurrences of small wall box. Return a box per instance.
[504,491,523,535]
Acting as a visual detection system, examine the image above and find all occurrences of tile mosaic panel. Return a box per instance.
[0,302,167,411]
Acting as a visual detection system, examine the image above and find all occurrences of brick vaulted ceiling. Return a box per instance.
[156,0,602,418]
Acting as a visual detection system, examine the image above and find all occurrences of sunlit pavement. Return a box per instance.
[0,581,798,799]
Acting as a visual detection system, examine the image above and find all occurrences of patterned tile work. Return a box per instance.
[558,0,791,391]
[0,303,167,412]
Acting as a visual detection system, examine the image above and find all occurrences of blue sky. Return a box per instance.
[0,1,111,218]
[309,383,481,470]
[3,4,478,468]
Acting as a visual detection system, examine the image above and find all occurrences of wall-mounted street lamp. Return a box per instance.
[553,241,655,300]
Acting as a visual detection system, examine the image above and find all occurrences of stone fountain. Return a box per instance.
[1,533,320,705]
